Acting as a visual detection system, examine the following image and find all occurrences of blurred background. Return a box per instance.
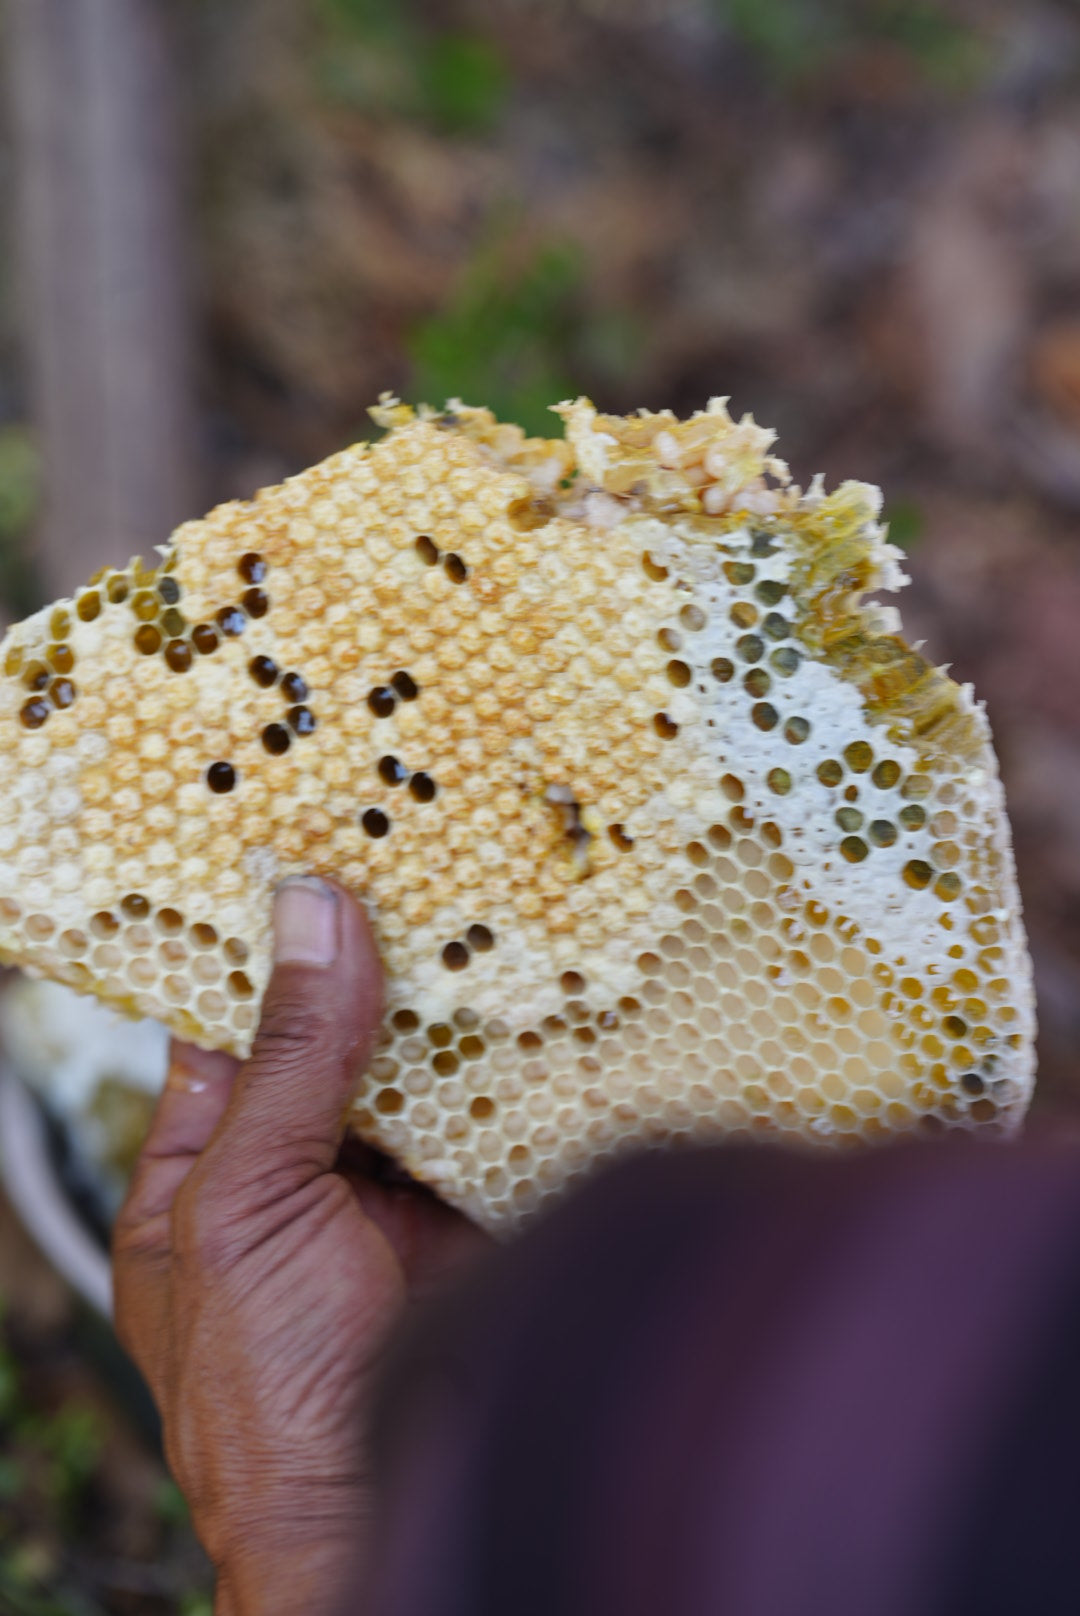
[1,0,1080,1608]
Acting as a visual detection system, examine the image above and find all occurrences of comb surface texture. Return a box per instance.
[0,399,1035,1230]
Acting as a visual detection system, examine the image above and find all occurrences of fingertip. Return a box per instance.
[336,884,385,1031]
[167,1038,241,1095]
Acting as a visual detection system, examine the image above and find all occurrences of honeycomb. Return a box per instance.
[0,397,1035,1233]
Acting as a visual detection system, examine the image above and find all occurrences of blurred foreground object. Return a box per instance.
[0,398,1034,1233]
[6,0,196,594]
[369,1142,1080,1616]
[0,980,166,1315]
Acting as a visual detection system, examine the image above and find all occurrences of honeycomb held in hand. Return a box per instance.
[0,398,1035,1231]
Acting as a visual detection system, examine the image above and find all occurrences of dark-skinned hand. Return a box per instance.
[113,877,487,1616]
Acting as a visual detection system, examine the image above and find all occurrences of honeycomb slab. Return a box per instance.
[0,398,1035,1231]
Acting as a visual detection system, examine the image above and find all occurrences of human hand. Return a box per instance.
[113,878,487,1616]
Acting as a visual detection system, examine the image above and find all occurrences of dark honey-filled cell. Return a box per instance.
[442,941,470,971]
[391,671,419,701]
[362,807,390,838]
[122,894,151,920]
[158,576,181,605]
[76,591,101,622]
[238,553,267,585]
[711,658,735,683]
[243,588,269,619]
[19,698,49,729]
[444,553,468,584]
[132,591,159,622]
[48,644,74,674]
[107,576,129,604]
[250,655,279,688]
[466,924,495,953]
[287,705,316,736]
[608,823,634,851]
[24,661,50,691]
[161,608,186,639]
[415,535,439,565]
[409,771,437,803]
[217,606,247,637]
[654,713,679,738]
[207,761,237,794]
[904,859,934,891]
[281,671,308,703]
[379,755,408,785]
[192,624,220,655]
[262,723,291,756]
[165,640,193,674]
[134,624,162,656]
[368,686,396,718]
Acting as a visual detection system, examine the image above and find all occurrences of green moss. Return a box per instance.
[408,237,585,438]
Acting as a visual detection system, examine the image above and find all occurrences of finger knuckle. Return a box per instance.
[256,992,336,1058]
[171,1175,244,1277]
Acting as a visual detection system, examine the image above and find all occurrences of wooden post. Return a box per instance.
[6,0,197,596]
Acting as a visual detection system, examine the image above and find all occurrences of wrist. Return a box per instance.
[216,1525,363,1616]
[206,1488,370,1616]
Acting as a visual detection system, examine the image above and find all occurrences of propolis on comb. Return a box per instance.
[0,396,1035,1232]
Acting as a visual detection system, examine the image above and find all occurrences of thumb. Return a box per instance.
[212,877,384,1190]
